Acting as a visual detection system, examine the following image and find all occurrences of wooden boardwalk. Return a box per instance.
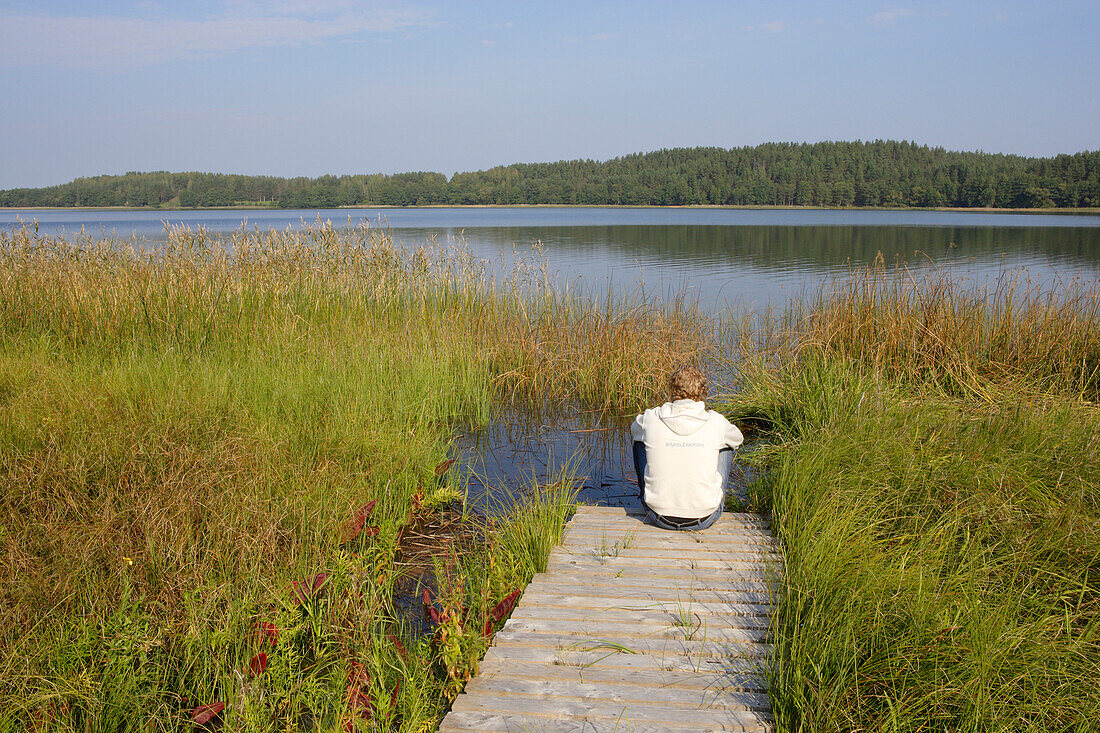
[438,505,780,732]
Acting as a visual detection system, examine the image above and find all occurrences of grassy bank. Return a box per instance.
[0,222,708,730]
[724,271,1100,731]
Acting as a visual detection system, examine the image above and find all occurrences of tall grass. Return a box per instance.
[724,269,1100,731]
[788,267,1100,401]
[0,221,706,730]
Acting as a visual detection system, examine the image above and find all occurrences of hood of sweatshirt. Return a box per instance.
[656,399,709,436]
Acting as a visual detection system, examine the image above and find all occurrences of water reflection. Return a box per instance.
[455,410,639,511]
[391,224,1100,310]
[454,409,757,513]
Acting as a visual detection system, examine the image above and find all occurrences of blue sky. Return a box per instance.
[0,1,1097,188]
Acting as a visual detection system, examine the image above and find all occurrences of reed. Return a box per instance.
[723,269,1100,731]
[0,222,703,730]
[789,267,1099,401]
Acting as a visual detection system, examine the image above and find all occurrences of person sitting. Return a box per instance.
[630,365,744,530]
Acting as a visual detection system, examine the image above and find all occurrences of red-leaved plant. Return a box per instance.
[248,653,267,677]
[191,701,225,725]
[483,589,521,637]
[387,634,409,662]
[290,572,329,605]
[339,500,378,544]
[422,586,442,624]
[254,621,278,647]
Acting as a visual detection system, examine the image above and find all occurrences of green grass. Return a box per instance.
[722,270,1100,732]
[0,221,705,730]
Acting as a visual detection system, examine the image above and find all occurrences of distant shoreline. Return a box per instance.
[4,204,1099,214]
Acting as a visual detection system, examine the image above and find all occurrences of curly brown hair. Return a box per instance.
[669,364,707,402]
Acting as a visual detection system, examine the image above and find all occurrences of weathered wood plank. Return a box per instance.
[488,629,772,659]
[548,554,769,571]
[444,699,773,731]
[565,519,773,536]
[572,506,769,522]
[560,528,778,546]
[461,676,772,712]
[517,584,773,607]
[539,566,770,584]
[558,549,780,564]
[438,710,768,732]
[479,644,768,676]
[523,577,776,598]
[531,565,775,582]
[514,600,772,623]
[475,657,768,691]
[562,530,775,545]
[569,507,767,521]
[558,539,781,558]
[498,617,769,644]
[508,598,774,620]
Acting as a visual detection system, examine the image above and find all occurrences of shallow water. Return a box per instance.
[454,409,758,513]
[455,410,638,510]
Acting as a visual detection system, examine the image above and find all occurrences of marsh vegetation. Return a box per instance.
[725,270,1100,731]
[2,218,1098,731]
[0,222,706,730]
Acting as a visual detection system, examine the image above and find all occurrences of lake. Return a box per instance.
[4,207,1099,312]
[5,206,1099,507]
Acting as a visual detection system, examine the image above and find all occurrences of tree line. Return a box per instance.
[3,141,1098,209]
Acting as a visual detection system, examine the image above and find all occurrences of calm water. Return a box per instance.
[6,207,1099,506]
[4,207,1099,311]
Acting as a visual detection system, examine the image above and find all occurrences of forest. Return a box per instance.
[2,141,1098,209]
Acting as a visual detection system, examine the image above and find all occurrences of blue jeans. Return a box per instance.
[633,442,735,530]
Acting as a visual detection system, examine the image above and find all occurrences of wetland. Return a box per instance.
[1,208,1097,730]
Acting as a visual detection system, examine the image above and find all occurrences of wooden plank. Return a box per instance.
[562,529,775,545]
[522,578,774,599]
[564,522,774,536]
[479,644,768,676]
[499,617,769,644]
[438,710,769,732]
[555,538,773,553]
[515,597,772,621]
[533,567,774,583]
[548,554,768,571]
[556,547,779,562]
[558,538,781,557]
[550,545,768,562]
[488,629,773,659]
[509,604,772,628]
[444,699,773,732]
[560,529,778,547]
[538,566,770,584]
[461,676,772,712]
[524,576,776,596]
[572,507,770,524]
[565,519,774,536]
[475,658,768,692]
[574,506,771,526]
[557,548,780,564]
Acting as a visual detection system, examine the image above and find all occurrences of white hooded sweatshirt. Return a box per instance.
[630,399,744,518]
